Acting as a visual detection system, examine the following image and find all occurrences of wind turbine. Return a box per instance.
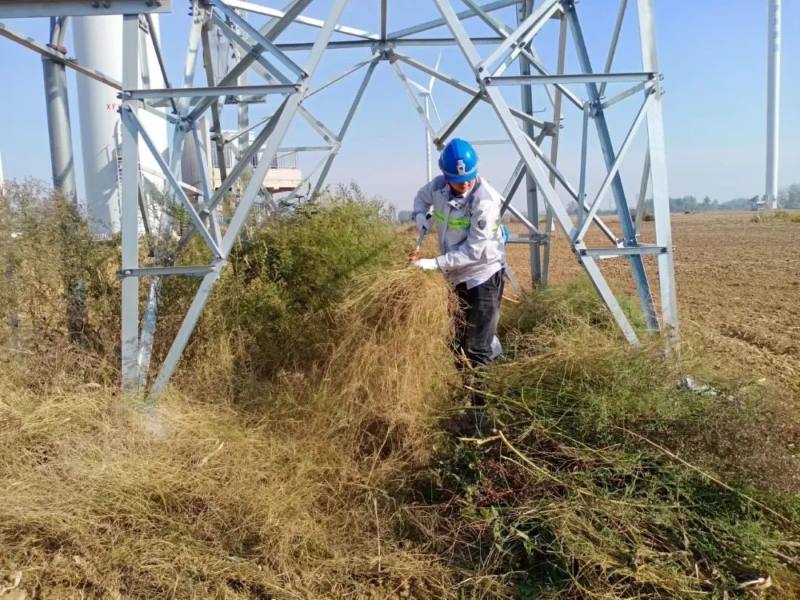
[407,54,443,181]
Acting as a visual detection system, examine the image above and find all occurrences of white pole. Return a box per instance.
[766,0,781,210]
[73,15,123,238]
[424,95,432,181]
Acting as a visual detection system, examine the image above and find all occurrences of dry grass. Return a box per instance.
[4,183,800,599]
[0,267,469,599]
[414,278,800,599]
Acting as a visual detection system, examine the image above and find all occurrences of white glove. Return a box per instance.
[414,258,439,271]
[415,212,430,234]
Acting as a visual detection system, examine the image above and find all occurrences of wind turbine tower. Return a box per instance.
[407,54,442,181]
[766,0,781,210]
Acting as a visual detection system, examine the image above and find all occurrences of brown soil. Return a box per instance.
[502,211,800,395]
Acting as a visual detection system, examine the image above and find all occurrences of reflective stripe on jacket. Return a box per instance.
[412,175,506,289]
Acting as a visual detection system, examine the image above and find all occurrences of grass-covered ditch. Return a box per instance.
[1,182,799,598]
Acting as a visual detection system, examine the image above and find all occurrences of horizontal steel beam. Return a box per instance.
[276,37,506,51]
[506,232,549,244]
[578,245,667,258]
[486,72,656,86]
[120,265,218,278]
[393,52,549,129]
[122,84,299,100]
[0,0,171,18]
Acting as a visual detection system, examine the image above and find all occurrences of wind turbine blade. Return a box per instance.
[429,51,442,93]
[408,79,429,94]
[430,95,444,127]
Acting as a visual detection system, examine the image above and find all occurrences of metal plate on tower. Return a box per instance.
[0,1,172,18]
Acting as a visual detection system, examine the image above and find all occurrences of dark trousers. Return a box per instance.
[454,269,504,366]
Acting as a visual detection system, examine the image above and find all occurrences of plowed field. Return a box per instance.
[504,211,800,394]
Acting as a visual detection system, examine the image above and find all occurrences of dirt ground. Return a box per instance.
[502,211,800,394]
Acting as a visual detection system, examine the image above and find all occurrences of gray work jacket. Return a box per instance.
[412,175,506,289]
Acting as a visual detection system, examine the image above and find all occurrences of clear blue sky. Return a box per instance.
[0,1,797,212]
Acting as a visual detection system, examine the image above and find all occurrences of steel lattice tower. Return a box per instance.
[0,0,679,398]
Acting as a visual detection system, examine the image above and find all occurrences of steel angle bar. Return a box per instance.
[144,13,177,114]
[218,18,348,251]
[150,0,349,400]
[392,53,548,129]
[506,204,540,234]
[281,151,334,201]
[212,13,287,83]
[431,0,573,238]
[224,0,379,40]
[517,0,541,285]
[576,103,590,232]
[207,106,281,211]
[213,1,307,80]
[224,114,270,144]
[277,37,506,50]
[579,256,639,343]
[500,162,544,236]
[638,0,679,338]
[186,0,314,123]
[521,127,619,245]
[579,245,666,258]
[494,123,619,246]
[459,0,582,110]
[121,265,219,277]
[600,80,652,110]
[149,269,222,397]
[434,0,641,343]
[574,92,652,242]
[126,84,298,100]
[139,165,203,196]
[298,106,341,145]
[567,5,657,331]
[491,2,563,78]
[311,60,378,197]
[201,19,229,184]
[0,22,122,89]
[500,164,545,236]
[126,110,223,259]
[392,62,438,138]
[215,19,341,148]
[523,130,577,202]
[381,0,388,40]
[487,72,654,85]
[542,12,569,286]
[278,145,333,153]
[0,0,171,18]
[183,9,203,87]
[217,19,339,160]
[500,159,526,214]
[599,0,629,97]
[388,0,521,39]
[120,14,141,391]
[634,149,650,236]
[305,55,377,99]
[434,93,482,148]
[477,0,560,74]
[190,127,213,207]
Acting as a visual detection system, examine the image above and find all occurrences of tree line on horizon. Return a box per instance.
[640,182,800,214]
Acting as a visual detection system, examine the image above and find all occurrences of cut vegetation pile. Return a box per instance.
[2,182,800,599]
[0,270,460,598]
[415,283,800,598]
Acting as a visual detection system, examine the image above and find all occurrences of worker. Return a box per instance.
[412,138,506,366]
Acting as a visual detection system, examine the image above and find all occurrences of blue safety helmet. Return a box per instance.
[439,138,478,183]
